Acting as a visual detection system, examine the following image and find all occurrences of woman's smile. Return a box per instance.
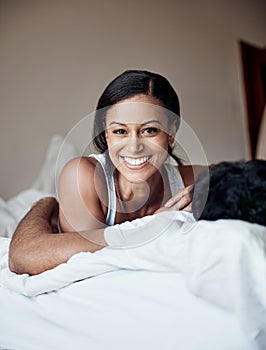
[123,156,151,167]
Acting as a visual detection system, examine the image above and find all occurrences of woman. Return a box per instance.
[9,70,205,275]
[58,70,204,233]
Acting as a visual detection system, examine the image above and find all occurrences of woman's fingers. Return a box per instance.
[182,203,192,213]
[153,207,175,215]
[164,185,193,210]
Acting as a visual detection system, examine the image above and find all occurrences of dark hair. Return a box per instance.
[92,70,182,164]
[191,160,266,226]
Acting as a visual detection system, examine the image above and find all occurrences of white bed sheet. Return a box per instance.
[0,216,265,350]
[0,268,256,350]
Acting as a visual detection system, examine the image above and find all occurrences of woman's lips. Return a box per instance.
[122,156,151,169]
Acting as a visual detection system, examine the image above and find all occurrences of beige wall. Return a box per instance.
[1,0,266,199]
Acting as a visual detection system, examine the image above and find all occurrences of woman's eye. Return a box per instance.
[113,129,127,135]
[142,127,159,135]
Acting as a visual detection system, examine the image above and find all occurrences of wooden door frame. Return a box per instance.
[240,41,266,159]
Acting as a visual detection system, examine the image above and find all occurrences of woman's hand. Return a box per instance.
[163,185,193,212]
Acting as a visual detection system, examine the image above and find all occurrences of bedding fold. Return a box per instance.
[0,215,266,347]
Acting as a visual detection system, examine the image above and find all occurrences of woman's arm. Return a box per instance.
[58,156,108,232]
[9,197,107,276]
[164,165,207,211]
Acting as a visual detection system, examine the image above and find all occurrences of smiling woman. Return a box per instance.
[105,95,173,182]
[58,70,205,234]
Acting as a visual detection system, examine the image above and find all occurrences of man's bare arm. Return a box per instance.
[9,197,107,276]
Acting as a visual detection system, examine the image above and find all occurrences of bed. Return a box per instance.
[0,257,258,350]
[0,135,265,350]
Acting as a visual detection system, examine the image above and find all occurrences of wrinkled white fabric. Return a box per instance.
[0,214,266,348]
[0,189,50,238]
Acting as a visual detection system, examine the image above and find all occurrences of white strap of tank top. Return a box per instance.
[104,210,192,248]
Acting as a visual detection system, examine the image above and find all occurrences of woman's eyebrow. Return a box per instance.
[109,122,126,127]
[142,120,163,126]
[108,120,163,127]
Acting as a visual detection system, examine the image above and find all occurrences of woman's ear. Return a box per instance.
[168,124,177,145]
[105,130,109,144]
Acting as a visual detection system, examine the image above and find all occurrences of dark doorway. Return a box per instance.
[240,41,266,159]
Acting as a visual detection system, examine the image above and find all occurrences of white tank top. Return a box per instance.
[90,153,185,226]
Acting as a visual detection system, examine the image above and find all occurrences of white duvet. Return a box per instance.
[0,135,266,350]
[0,211,266,349]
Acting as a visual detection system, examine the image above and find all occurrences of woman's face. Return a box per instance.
[105,94,176,183]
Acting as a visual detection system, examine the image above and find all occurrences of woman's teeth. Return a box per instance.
[124,156,149,166]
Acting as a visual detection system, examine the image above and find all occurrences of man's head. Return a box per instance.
[192,160,266,226]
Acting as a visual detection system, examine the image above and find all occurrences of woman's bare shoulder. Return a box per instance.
[59,156,108,197]
[178,165,207,186]
[59,156,106,186]
[60,156,98,176]
[58,156,108,231]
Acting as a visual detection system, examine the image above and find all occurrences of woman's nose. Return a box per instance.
[126,137,144,154]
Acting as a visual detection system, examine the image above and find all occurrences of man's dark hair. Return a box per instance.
[192,160,266,226]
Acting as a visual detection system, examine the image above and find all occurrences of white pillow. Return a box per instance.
[32,134,78,196]
[0,135,78,238]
